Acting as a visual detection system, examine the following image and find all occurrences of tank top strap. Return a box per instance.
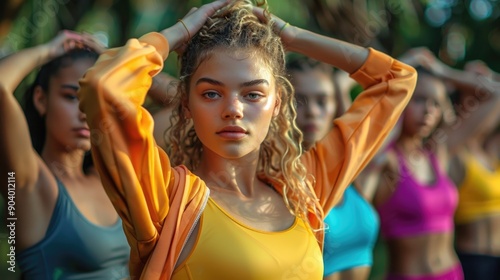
[345,186,362,206]
[349,185,362,199]
[471,153,500,174]
[45,180,67,237]
[426,150,445,178]
[334,185,354,209]
[55,178,70,197]
[392,146,411,175]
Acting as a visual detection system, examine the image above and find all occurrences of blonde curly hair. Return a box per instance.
[166,0,323,232]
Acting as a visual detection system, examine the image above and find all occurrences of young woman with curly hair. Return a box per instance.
[78,0,416,279]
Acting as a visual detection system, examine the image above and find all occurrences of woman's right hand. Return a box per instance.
[161,0,230,53]
[398,47,452,77]
[43,30,105,62]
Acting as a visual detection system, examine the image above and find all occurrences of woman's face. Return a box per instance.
[186,49,281,160]
[291,69,336,148]
[43,58,94,152]
[402,74,446,138]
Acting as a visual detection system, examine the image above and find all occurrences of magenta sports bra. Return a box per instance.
[377,148,458,238]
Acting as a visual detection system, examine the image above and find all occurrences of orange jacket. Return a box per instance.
[78,32,416,279]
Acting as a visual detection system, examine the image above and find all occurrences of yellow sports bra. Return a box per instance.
[172,198,323,280]
[455,155,500,224]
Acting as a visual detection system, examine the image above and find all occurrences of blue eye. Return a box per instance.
[246,93,262,100]
[247,93,258,99]
[203,91,221,99]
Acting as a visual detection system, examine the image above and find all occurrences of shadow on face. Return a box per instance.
[290,69,336,149]
[401,73,447,139]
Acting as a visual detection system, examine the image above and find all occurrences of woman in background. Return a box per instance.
[373,48,499,280]
[449,60,500,280]
[287,56,379,280]
[0,31,130,279]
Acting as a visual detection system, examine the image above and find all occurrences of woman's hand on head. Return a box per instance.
[162,0,231,53]
[80,32,107,54]
[464,60,495,79]
[252,6,297,49]
[43,30,105,61]
[398,47,435,67]
[398,47,449,76]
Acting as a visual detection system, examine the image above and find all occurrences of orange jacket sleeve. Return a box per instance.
[78,32,208,279]
[301,48,417,214]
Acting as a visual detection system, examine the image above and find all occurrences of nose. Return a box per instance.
[305,101,320,118]
[79,109,87,122]
[424,100,436,115]
[222,95,243,119]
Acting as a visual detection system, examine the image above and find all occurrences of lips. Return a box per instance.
[302,124,318,133]
[74,128,90,138]
[216,126,248,140]
[418,119,434,128]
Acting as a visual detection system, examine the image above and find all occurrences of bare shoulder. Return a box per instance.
[447,149,466,187]
[373,149,399,208]
[15,156,59,250]
[15,155,59,202]
[433,143,451,172]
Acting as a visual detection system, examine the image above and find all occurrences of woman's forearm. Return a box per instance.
[285,26,369,74]
[0,44,50,93]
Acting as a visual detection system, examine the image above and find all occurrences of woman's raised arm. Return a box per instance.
[0,31,92,192]
[77,1,229,277]
[258,13,417,212]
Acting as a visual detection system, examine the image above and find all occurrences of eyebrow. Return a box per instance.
[296,92,330,97]
[195,77,269,87]
[241,79,269,87]
[196,77,224,86]
[61,84,79,91]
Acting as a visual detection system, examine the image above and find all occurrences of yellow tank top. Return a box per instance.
[455,155,500,224]
[172,198,323,280]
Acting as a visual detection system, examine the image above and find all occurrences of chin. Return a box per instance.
[217,145,260,161]
[417,130,433,139]
[302,135,316,145]
[72,140,92,152]
[220,150,252,160]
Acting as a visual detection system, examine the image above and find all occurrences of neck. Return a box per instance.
[41,140,86,180]
[467,140,487,154]
[302,141,314,151]
[465,132,487,149]
[397,134,425,153]
[195,149,261,198]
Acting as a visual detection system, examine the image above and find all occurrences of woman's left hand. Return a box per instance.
[464,60,495,79]
[80,32,107,54]
[252,6,297,49]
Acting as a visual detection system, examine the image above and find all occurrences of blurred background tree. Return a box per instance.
[0,0,499,279]
[1,0,499,71]
[307,0,500,68]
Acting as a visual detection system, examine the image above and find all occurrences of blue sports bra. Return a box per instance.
[323,185,379,275]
